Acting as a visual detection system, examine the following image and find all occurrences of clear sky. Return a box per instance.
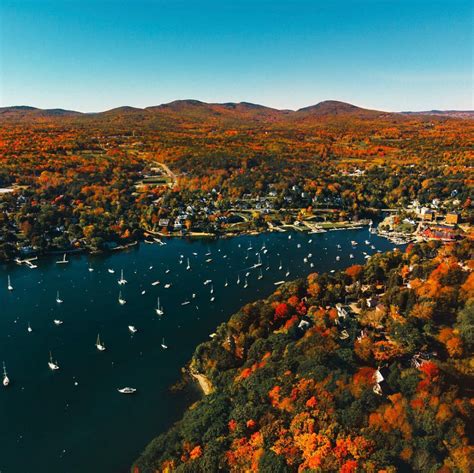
[0,0,472,112]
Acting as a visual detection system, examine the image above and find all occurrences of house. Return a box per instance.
[297,316,313,334]
[366,296,379,308]
[445,212,460,225]
[419,207,435,221]
[421,225,457,241]
[336,303,349,319]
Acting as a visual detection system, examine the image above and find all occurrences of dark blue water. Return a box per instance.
[0,228,399,473]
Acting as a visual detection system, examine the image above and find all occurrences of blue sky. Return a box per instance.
[1,0,472,112]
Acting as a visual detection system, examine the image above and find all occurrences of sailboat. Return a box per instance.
[48,352,59,370]
[128,325,137,334]
[2,362,9,387]
[244,278,248,288]
[56,291,63,304]
[118,291,126,305]
[186,258,191,270]
[224,279,228,287]
[7,275,13,291]
[161,337,168,349]
[56,253,69,264]
[210,295,215,302]
[285,269,290,277]
[237,274,240,285]
[278,260,283,270]
[210,284,214,294]
[95,334,106,351]
[53,319,63,326]
[155,297,164,316]
[27,322,33,333]
[118,269,127,285]
[107,268,115,274]
[252,254,262,268]
[118,387,136,394]
[258,269,263,280]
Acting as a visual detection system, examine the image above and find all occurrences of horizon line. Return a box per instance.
[1,99,473,115]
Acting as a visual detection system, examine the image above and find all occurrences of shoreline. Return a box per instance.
[190,371,213,395]
[5,220,373,266]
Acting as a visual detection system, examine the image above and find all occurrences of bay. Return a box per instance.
[0,228,400,473]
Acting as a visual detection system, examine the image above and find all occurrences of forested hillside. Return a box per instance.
[134,240,473,472]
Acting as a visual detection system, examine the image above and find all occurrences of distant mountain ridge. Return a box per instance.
[402,110,474,119]
[0,100,470,122]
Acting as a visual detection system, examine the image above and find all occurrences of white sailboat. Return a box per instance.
[108,268,115,274]
[349,254,354,259]
[2,362,9,387]
[278,260,283,270]
[128,325,137,334]
[56,253,69,264]
[118,387,136,394]
[237,274,240,285]
[186,258,191,270]
[118,291,126,305]
[55,291,63,304]
[48,352,59,370]
[285,269,290,277]
[96,334,106,351]
[252,254,262,268]
[164,283,171,289]
[224,279,228,287]
[118,269,127,285]
[210,296,215,302]
[210,284,214,294]
[161,337,168,349]
[155,297,164,316]
[258,269,263,280]
[27,322,33,333]
[244,278,248,288]
[7,275,13,291]
[53,319,63,326]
